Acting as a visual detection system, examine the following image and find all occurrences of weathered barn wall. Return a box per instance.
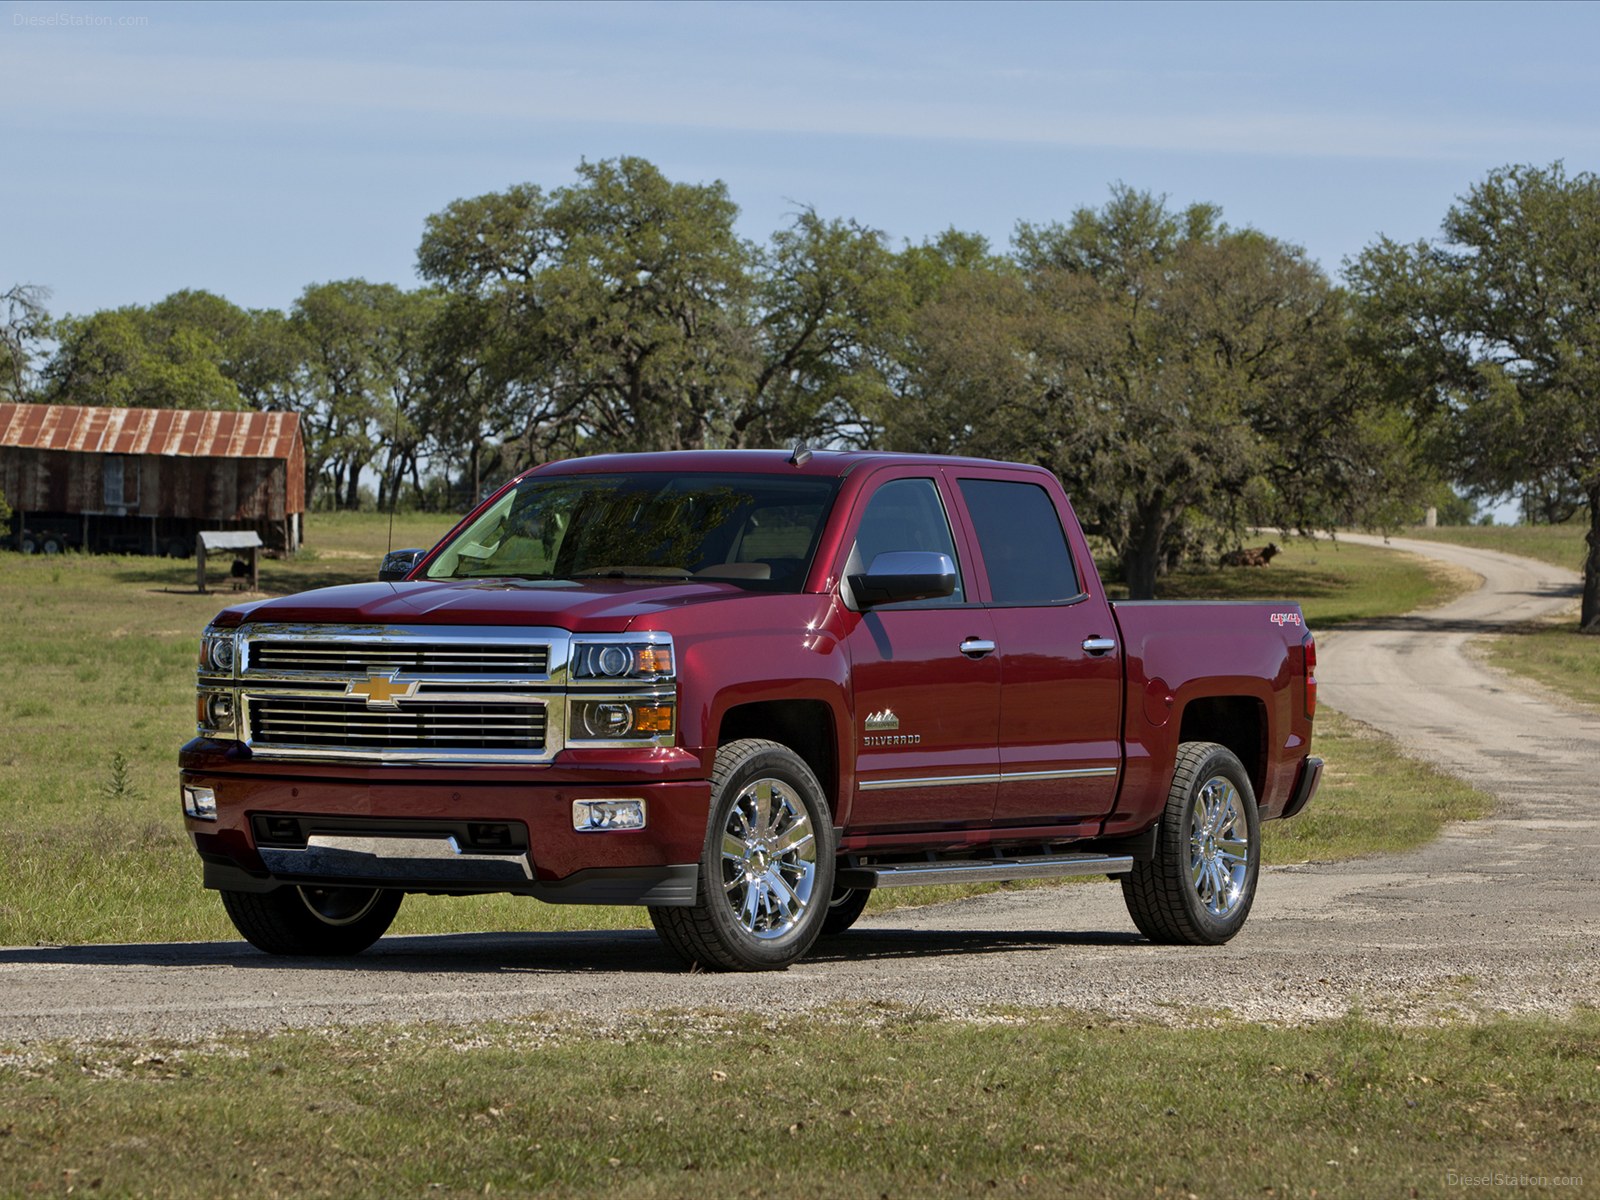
[0,404,305,552]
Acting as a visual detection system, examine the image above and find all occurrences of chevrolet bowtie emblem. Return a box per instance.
[346,672,419,708]
[864,708,899,732]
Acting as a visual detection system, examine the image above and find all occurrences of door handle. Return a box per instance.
[1082,636,1117,656]
[959,638,996,658]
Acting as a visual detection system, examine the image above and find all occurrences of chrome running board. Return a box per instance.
[836,853,1134,889]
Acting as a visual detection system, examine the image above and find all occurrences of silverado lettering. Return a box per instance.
[181,451,1322,970]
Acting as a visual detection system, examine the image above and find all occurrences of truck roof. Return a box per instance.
[528,448,1049,479]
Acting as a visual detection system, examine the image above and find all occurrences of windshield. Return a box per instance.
[424,472,841,592]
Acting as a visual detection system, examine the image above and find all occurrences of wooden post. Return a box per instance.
[196,537,207,594]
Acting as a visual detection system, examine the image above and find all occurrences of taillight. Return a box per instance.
[1302,631,1318,720]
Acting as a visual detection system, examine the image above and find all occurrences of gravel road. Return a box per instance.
[3,536,1595,1042]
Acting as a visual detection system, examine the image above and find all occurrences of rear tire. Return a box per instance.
[1121,742,1260,945]
[220,886,402,955]
[650,739,835,971]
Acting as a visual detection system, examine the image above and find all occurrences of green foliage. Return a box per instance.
[43,290,255,410]
[101,750,136,803]
[0,282,51,400]
[415,158,919,481]
[289,280,441,509]
[882,186,1428,596]
[1349,161,1600,630]
[741,208,906,447]
[418,157,755,474]
[19,157,1454,547]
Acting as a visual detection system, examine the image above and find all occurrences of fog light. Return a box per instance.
[572,799,646,832]
[182,785,218,821]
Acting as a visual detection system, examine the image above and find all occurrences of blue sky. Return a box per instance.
[4,0,1599,320]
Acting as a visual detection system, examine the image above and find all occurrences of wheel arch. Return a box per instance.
[1176,695,1267,799]
[716,698,840,820]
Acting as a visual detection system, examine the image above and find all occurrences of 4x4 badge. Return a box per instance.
[864,708,899,732]
[346,672,419,709]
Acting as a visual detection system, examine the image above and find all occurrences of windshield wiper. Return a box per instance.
[575,567,692,580]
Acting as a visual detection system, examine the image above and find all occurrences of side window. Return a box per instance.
[103,456,139,507]
[958,479,1081,604]
[850,477,964,604]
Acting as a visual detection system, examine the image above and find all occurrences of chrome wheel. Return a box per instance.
[297,886,383,927]
[1188,775,1251,918]
[720,776,818,940]
[1122,741,1259,946]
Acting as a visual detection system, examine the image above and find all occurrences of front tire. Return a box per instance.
[650,739,836,971]
[1121,742,1260,945]
[220,886,402,955]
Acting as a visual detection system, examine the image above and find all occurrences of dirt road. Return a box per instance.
[3,536,1594,1042]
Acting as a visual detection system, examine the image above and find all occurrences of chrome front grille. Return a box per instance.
[234,624,571,763]
[250,697,546,752]
[249,640,549,676]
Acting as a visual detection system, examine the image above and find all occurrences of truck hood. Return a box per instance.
[211,578,760,632]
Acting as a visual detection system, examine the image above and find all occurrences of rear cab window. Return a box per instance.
[956,477,1084,605]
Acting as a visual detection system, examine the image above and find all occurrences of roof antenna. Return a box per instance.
[386,466,398,555]
[788,438,813,467]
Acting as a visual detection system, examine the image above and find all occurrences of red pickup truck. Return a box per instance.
[181,450,1322,970]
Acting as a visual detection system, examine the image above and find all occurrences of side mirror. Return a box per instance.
[378,548,424,582]
[849,551,956,608]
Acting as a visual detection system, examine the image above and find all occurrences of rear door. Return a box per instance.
[952,473,1123,827]
[840,471,1000,833]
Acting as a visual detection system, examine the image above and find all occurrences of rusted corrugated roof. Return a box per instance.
[0,403,301,459]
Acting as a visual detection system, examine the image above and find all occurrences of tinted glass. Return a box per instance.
[851,477,964,604]
[425,473,839,592]
[959,478,1081,604]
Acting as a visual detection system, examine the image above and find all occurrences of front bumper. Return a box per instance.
[181,762,711,907]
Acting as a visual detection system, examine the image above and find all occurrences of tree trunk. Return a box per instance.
[1121,505,1166,600]
[1583,483,1600,634]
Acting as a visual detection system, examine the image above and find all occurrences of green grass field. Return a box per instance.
[2,1008,1595,1198]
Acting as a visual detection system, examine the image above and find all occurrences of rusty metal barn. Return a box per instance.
[0,403,305,555]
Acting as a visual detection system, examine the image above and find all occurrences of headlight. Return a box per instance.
[196,690,239,738]
[198,627,238,675]
[571,700,674,740]
[570,639,674,682]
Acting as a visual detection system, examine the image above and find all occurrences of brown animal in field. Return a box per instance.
[1220,542,1280,568]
